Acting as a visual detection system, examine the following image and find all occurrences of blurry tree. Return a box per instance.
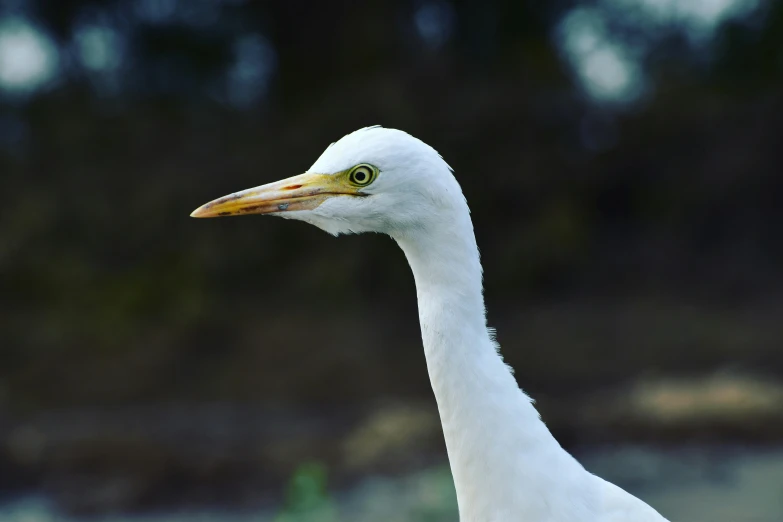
[0,0,781,410]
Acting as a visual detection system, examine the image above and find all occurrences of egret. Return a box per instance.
[191,127,668,522]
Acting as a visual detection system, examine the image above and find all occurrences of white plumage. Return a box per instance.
[192,127,669,522]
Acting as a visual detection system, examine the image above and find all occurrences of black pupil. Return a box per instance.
[354,170,367,182]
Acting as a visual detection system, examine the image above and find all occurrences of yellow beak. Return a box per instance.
[190,172,361,218]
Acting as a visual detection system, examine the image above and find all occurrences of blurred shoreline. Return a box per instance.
[2,372,782,515]
[1,445,782,521]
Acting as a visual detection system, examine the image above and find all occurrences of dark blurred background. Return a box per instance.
[1,0,782,520]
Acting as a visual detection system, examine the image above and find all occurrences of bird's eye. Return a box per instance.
[348,164,377,186]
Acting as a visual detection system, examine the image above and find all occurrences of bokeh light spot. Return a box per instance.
[226,33,276,108]
[0,18,59,94]
[558,8,644,103]
[134,0,178,25]
[414,1,456,49]
[74,25,124,72]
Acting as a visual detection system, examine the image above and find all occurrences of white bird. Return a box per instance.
[191,127,669,522]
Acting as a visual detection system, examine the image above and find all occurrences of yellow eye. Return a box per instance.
[348,164,377,186]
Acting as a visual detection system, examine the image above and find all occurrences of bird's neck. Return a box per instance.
[394,214,583,521]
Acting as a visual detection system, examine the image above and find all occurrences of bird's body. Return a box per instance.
[192,127,669,522]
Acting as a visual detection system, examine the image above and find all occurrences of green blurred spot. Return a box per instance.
[275,462,339,522]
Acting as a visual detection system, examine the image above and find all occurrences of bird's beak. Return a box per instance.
[190,172,359,218]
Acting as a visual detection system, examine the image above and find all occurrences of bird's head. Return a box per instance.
[191,126,465,237]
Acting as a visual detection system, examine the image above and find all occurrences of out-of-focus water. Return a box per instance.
[579,446,783,522]
[1,446,781,522]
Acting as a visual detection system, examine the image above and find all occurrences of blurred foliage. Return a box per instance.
[0,0,780,414]
[273,462,460,522]
[274,463,337,522]
[2,450,783,520]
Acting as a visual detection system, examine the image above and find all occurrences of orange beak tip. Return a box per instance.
[190,206,209,218]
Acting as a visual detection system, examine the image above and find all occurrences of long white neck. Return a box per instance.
[393,210,594,521]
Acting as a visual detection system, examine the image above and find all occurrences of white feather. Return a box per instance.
[279,126,669,522]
